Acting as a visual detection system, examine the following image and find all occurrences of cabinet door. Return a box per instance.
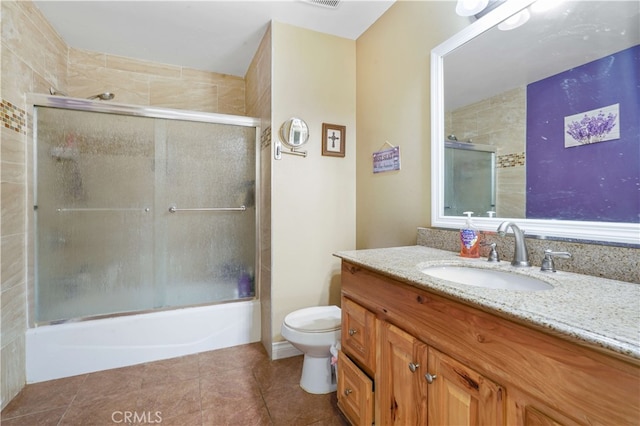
[427,347,505,426]
[506,387,581,426]
[377,321,429,425]
[342,297,376,376]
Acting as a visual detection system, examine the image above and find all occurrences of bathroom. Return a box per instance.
[2,0,638,422]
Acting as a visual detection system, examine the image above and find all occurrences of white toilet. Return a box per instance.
[281,305,342,394]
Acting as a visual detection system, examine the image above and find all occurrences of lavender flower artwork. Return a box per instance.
[564,104,620,147]
[567,111,617,143]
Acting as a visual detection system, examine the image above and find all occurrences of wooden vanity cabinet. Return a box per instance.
[339,261,640,426]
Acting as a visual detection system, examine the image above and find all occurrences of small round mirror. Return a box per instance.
[280,117,309,148]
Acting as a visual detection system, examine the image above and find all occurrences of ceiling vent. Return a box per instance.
[301,0,341,9]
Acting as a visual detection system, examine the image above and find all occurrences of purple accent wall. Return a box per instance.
[526,45,640,223]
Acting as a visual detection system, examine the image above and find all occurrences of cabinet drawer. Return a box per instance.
[341,297,376,376]
[338,350,374,426]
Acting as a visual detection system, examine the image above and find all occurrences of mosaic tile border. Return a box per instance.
[1,99,26,135]
[497,152,525,168]
[261,126,271,149]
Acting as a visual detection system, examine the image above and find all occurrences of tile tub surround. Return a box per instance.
[417,227,640,284]
[335,245,640,359]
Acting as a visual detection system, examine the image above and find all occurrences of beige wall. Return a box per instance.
[270,22,356,348]
[355,1,469,249]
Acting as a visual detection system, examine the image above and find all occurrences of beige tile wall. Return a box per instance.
[446,87,526,218]
[1,0,67,409]
[1,1,68,106]
[1,0,252,409]
[67,48,245,115]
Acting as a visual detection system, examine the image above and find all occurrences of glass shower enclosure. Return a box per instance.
[32,97,259,324]
[444,141,496,217]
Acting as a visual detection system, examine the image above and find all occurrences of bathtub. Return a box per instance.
[26,299,260,383]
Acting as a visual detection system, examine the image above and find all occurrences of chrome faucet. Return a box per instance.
[496,221,530,267]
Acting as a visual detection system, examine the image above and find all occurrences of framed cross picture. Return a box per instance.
[321,123,346,157]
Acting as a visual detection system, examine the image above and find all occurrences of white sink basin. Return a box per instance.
[420,266,552,291]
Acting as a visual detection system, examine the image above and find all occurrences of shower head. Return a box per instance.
[87,92,115,101]
[447,134,474,143]
[49,87,68,97]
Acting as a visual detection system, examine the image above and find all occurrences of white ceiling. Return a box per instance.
[34,0,395,77]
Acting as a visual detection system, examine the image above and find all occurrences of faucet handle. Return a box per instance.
[540,249,572,272]
[482,242,500,262]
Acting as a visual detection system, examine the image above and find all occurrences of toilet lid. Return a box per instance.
[284,306,341,333]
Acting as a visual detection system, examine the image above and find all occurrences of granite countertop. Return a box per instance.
[335,245,640,360]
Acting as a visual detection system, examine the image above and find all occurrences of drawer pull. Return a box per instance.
[424,373,437,384]
[408,362,420,372]
[348,328,358,336]
[344,388,353,396]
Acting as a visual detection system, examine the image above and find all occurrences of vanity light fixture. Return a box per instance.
[498,8,530,30]
[455,0,490,17]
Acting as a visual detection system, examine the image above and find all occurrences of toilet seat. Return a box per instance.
[283,306,341,333]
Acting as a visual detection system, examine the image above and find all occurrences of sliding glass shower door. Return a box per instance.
[444,142,496,217]
[159,119,256,308]
[34,105,257,324]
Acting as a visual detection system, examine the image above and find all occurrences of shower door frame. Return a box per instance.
[27,93,262,326]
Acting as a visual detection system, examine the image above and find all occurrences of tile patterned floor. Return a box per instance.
[1,343,349,426]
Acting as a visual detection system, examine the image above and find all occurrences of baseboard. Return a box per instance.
[271,340,302,360]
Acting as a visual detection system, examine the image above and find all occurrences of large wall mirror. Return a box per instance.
[431,0,639,245]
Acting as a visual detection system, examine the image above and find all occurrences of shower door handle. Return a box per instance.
[168,205,246,213]
[57,207,151,212]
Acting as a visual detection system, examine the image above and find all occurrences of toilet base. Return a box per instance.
[299,354,336,394]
